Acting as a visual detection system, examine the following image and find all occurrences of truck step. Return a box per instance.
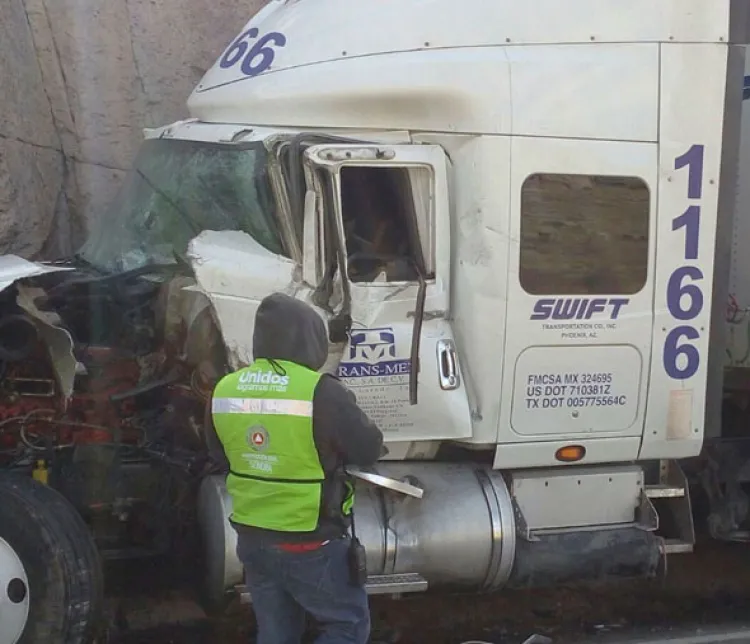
[235,572,429,604]
[645,484,685,499]
[661,538,694,554]
[365,573,429,595]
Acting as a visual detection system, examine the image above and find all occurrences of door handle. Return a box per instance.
[437,339,460,390]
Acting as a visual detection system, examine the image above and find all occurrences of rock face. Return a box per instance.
[0,0,265,259]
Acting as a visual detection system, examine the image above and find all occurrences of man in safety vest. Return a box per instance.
[205,292,384,644]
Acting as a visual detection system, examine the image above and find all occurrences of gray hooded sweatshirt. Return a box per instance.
[205,292,384,543]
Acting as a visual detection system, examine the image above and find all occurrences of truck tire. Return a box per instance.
[0,475,105,644]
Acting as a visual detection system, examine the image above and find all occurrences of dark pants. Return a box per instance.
[236,533,371,644]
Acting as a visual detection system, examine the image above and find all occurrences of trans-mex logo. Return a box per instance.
[337,327,412,379]
[348,329,395,362]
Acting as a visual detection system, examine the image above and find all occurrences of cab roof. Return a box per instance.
[187,0,750,138]
[193,0,748,93]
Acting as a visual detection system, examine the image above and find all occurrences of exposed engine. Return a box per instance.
[0,261,226,562]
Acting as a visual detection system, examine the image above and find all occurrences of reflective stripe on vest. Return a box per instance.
[211,358,325,532]
[212,398,314,417]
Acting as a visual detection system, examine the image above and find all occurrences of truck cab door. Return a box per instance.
[303,143,473,444]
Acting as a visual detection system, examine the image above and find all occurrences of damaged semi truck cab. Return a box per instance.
[185,0,750,604]
[185,0,750,603]
[4,2,750,637]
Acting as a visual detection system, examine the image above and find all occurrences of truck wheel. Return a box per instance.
[0,475,104,644]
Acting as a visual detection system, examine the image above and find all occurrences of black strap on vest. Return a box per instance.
[229,469,323,484]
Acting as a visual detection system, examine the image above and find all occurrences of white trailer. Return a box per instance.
[2,0,750,640]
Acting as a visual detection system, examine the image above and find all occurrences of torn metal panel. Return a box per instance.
[0,255,73,293]
[15,285,77,401]
[158,275,219,366]
[187,230,299,368]
[186,230,355,375]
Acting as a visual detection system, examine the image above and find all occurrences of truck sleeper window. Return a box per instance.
[519,173,650,296]
[339,166,433,283]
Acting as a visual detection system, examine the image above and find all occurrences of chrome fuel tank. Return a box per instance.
[197,462,516,606]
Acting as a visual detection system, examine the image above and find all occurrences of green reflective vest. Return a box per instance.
[211,358,351,532]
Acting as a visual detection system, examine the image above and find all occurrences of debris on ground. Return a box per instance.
[106,541,750,644]
[521,636,553,644]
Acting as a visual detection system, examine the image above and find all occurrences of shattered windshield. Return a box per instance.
[77,138,284,273]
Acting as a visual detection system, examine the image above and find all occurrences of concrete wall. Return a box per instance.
[0,0,264,259]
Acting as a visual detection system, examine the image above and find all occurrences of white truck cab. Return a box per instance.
[73,0,750,606]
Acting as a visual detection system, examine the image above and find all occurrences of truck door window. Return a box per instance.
[339,166,432,283]
[519,174,650,295]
